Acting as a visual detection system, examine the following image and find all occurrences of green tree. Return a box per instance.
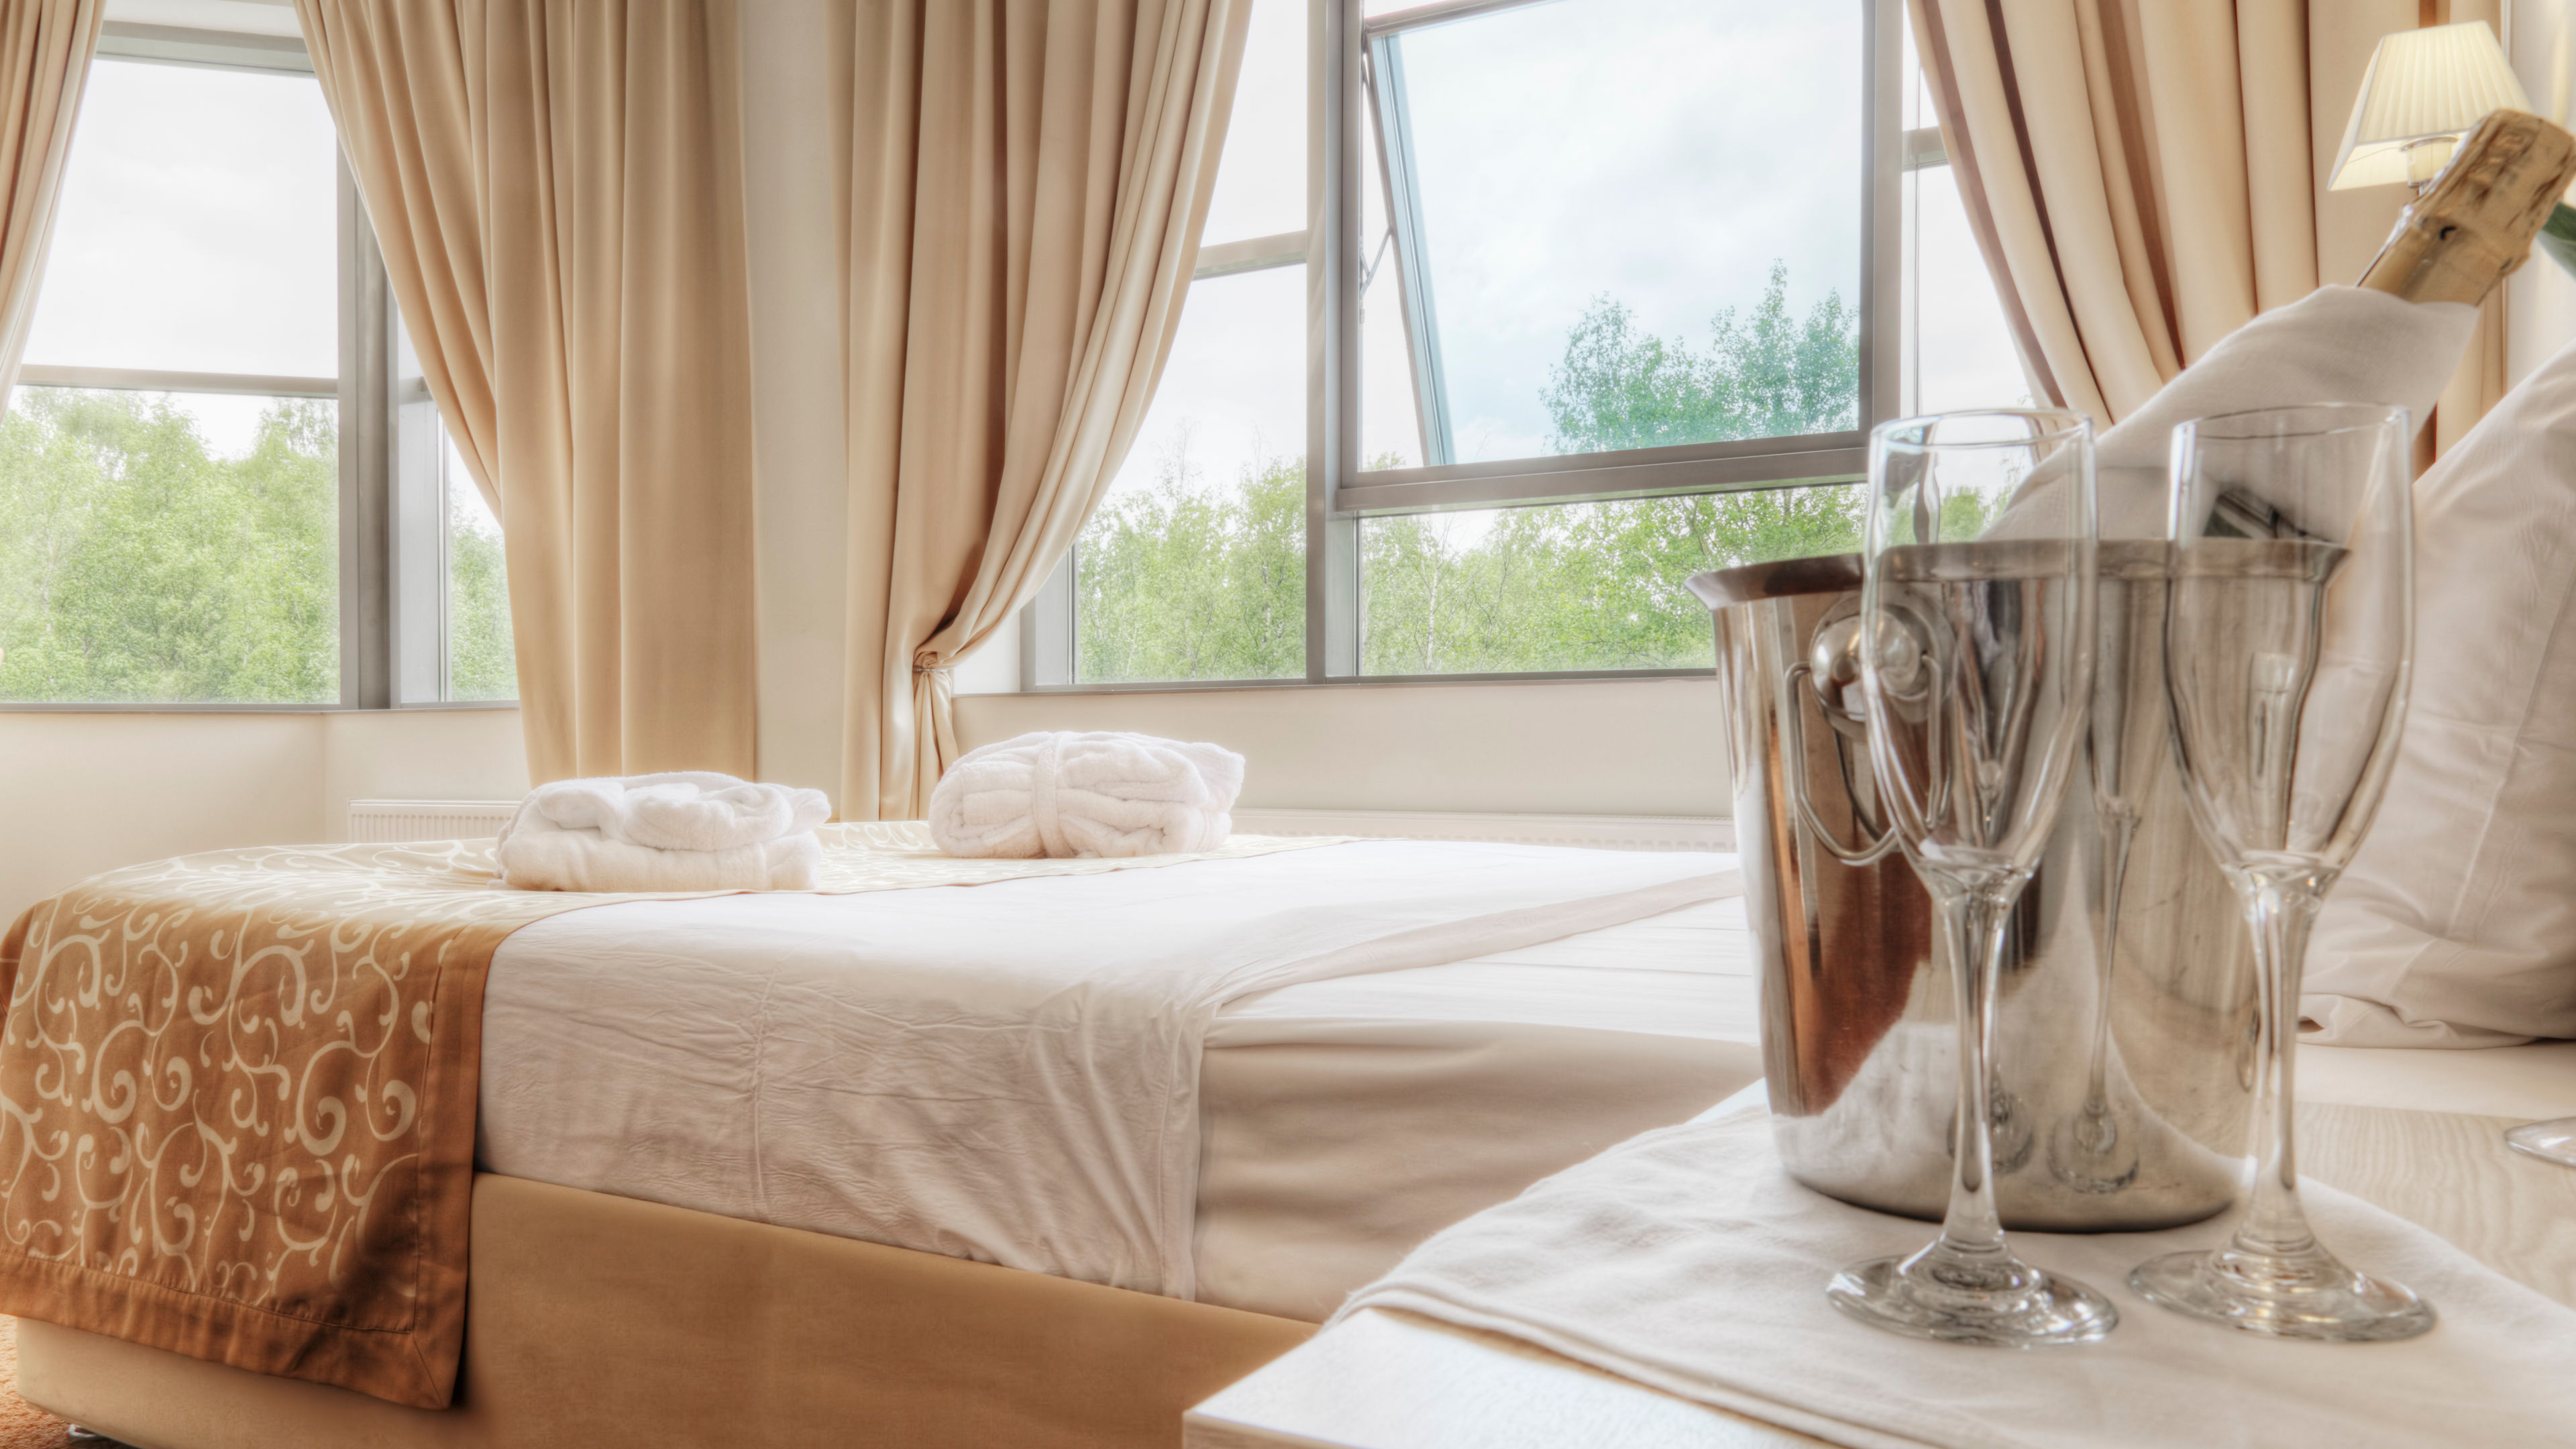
[1362,260,1862,673]
[0,390,339,702]
[1077,439,1304,683]
[445,486,516,700]
[1071,259,1863,680]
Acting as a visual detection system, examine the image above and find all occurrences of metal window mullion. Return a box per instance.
[338,158,393,710]
[96,22,313,75]
[13,365,339,397]
[1195,230,1309,279]
[1020,552,1075,688]
[1309,0,1362,681]
[1862,0,1904,431]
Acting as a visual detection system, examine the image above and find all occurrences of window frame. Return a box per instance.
[1028,0,1910,690]
[0,23,511,712]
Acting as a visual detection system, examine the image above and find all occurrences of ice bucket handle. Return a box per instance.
[1778,659,1901,867]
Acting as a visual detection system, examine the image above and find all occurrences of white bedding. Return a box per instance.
[476,840,1735,1299]
[477,843,2575,1323]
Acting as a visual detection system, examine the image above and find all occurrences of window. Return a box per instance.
[0,43,339,704]
[1067,0,1309,684]
[1044,0,2023,686]
[0,21,511,708]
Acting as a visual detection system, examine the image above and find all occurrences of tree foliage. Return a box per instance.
[1076,262,1862,680]
[446,489,515,700]
[1077,441,1305,683]
[0,387,515,703]
[0,390,339,702]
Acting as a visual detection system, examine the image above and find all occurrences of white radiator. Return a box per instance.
[343,800,1731,852]
[347,799,521,843]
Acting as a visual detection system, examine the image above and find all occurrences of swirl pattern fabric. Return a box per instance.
[0,826,1334,1407]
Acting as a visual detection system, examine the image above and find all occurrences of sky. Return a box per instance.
[21,57,338,457]
[1106,0,2031,509]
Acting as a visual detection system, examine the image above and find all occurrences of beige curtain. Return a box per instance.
[0,0,103,405]
[1910,0,2320,425]
[297,0,760,784]
[838,0,1252,820]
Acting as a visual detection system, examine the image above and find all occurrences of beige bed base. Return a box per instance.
[13,1173,1313,1449]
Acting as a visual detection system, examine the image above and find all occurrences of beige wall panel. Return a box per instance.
[319,708,531,839]
[2509,0,2576,384]
[742,0,853,803]
[955,680,1731,818]
[0,712,323,924]
[2312,1,2420,289]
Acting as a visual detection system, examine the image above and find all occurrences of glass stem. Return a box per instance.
[2233,870,2326,1261]
[2082,812,2136,1119]
[1933,874,2017,1260]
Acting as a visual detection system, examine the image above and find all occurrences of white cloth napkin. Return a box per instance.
[1338,1091,2576,1449]
[928,731,1244,859]
[496,770,831,892]
[1988,285,2477,541]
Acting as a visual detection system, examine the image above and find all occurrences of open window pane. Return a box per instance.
[445,441,515,700]
[1362,0,1864,468]
[1076,265,1307,683]
[0,387,337,702]
[1358,484,1860,675]
[1198,0,1306,246]
[22,59,338,377]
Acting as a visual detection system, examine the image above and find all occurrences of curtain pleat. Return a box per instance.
[297,0,759,784]
[839,0,1252,820]
[0,0,103,408]
[1910,0,2319,426]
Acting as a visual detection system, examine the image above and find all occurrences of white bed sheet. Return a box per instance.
[476,864,2575,1325]
[475,840,1735,1301]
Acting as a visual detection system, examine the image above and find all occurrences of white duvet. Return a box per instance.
[477,840,1735,1297]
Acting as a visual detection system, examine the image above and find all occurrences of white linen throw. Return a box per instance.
[496,771,832,892]
[1989,285,2476,540]
[482,841,1742,1297]
[1339,1091,2576,1449]
[928,730,1244,858]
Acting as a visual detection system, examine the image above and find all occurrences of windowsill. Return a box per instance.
[1005,669,1717,696]
[0,700,520,715]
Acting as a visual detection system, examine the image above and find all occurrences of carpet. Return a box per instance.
[0,1320,74,1449]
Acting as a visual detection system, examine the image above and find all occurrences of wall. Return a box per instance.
[2510,0,2576,384]
[0,713,321,925]
[956,678,1729,818]
[0,708,528,928]
[318,708,530,833]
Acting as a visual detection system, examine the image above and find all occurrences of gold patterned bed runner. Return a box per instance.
[0,825,1336,1407]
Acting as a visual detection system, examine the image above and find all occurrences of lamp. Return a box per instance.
[2330,20,2532,194]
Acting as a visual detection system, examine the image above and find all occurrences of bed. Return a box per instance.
[0,837,1761,1447]
[11,841,2570,1449]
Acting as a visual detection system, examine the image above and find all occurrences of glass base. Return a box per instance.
[2129,1245,2434,1342]
[2505,1117,2576,1169]
[1827,1242,2117,1348]
[2048,1102,2141,1195]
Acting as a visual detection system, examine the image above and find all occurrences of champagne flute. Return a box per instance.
[2132,403,2433,1342]
[1827,410,2115,1348]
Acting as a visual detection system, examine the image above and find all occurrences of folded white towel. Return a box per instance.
[496,771,832,892]
[928,731,1244,859]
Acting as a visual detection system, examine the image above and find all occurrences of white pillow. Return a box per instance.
[2306,334,2576,1047]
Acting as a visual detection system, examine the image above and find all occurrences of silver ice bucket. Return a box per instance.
[1690,543,2255,1231]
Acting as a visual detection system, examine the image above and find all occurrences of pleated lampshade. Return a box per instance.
[2330,20,2532,191]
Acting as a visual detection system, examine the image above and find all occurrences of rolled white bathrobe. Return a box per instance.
[496,771,832,892]
[928,731,1244,859]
